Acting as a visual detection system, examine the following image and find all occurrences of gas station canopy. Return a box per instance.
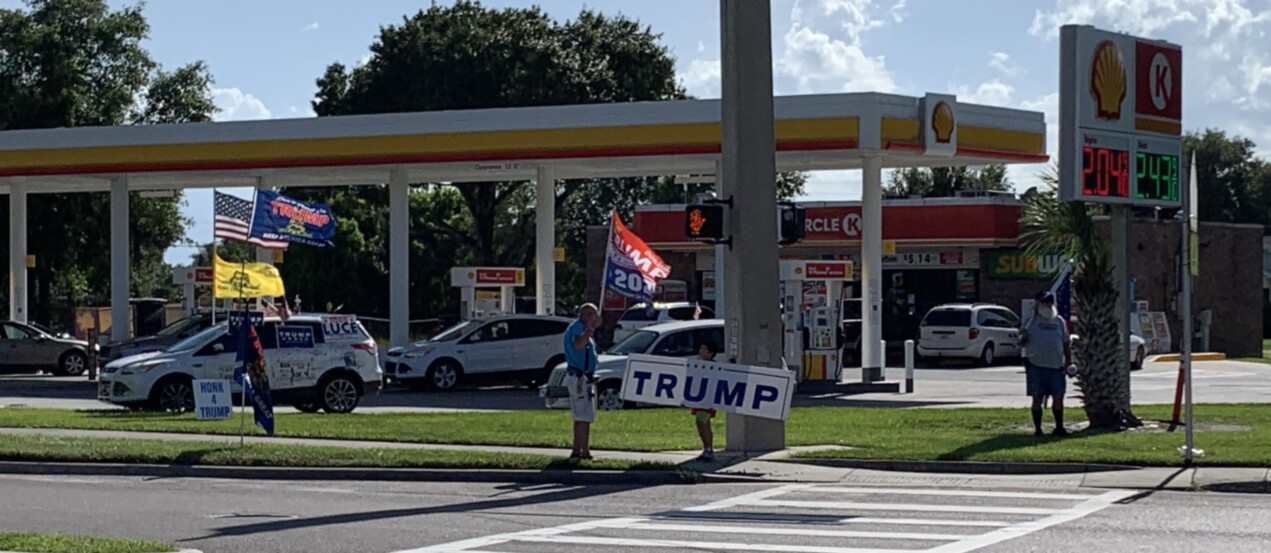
[0,92,1045,193]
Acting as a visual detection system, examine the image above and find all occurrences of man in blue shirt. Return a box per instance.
[1020,291,1072,437]
[563,303,601,460]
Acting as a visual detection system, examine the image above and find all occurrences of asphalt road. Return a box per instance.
[4,358,1268,412]
[1,474,1268,553]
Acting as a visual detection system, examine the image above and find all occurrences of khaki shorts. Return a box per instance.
[564,373,596,423]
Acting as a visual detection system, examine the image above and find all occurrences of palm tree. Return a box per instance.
[1019,164,1141,430]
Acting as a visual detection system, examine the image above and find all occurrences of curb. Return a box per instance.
[1147,352,1227,362]
[0,461,696,486]
[777,457,1139,475]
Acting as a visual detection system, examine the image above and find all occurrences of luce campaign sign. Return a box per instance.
[620,354,796,421]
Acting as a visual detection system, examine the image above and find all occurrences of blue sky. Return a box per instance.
[5,1,1269,264]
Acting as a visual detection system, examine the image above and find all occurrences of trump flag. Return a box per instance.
[602,211,671,305]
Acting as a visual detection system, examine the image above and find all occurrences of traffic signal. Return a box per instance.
[778,204,806,245]
[685,204,725,242]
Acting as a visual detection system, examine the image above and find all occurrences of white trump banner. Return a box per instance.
[620,354,797,421]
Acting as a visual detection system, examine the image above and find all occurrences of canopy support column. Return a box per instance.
[389,167,410,348]
[861,155,884,382]
[8,180,27,323]
[110,176,130,342]
[535,166,556,315]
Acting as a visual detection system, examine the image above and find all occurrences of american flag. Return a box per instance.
[214,191,287,249]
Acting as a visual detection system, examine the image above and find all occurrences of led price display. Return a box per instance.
[1081,146,1131,198]
[1135,151,1180,203]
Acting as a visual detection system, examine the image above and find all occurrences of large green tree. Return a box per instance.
[0,0,216,328]
[885,164,1013,198]
[1183,129,1271,227]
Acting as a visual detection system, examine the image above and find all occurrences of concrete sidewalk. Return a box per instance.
[1,427,1267,492]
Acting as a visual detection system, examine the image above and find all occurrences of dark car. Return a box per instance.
[99,313,214,364]
[1,320,93,376]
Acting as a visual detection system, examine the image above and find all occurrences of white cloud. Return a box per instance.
[697,40,706,53]
[303,22,320,32]
[952,79,1015,106]
[988,51,1021,77]
[777,0,899,94]
[1006,92,1061,192]
[212,88,272,121]
[679,59,722,99]
[888,0,908,23]
[287,105,317,118]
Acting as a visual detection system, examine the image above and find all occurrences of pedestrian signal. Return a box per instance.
[685,204,725,242]
[778,204,806,245]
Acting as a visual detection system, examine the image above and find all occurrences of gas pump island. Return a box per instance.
[450,267,525,320]
[780,260,855,382]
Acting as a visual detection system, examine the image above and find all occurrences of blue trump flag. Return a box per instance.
[248,190,337,248]
[233,312,275,436]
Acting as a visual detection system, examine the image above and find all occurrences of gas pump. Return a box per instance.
[450,267,525,320]
[779,260,854,382]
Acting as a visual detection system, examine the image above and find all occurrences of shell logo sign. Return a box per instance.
[1090,40,1127,121]
[931,101,955,144]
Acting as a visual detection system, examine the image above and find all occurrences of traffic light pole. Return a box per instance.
[720,0,784,453]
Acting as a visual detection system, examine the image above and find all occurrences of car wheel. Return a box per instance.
[1133,346,1146,371]
[596,381,631,411]
[538,355,565,385]
[427,360,462,392]
[57,350,88,377]
[979,343,996,367]
[150,376,194,413]
[295,402,322,414]
[318,374,361,414]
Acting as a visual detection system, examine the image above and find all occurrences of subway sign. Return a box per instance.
[985,249,1067,279]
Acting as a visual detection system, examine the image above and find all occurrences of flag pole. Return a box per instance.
[597,211,615,311]
[239,258,248,447]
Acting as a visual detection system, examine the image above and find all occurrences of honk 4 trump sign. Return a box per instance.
[620,354,796,421]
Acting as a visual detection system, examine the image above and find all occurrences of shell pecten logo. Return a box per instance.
[1090,39,1127,121]
[931,101,955,144]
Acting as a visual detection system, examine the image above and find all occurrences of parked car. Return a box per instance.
[98,314,381,413]
[612,302,714,343]
[1069,326,1150,371]
[0,320,94,376]
[99,313,214,365]
[544,319,725,411]
[383,315,572,391]
[917,304,1022,366]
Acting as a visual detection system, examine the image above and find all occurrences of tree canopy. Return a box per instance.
[0,0,216,327]
[885,165,1013,198]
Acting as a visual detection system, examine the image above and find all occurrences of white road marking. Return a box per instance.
[625,521,968,541]
[835,517,1013,528]
[751,499,1061,516]
[390,517,641,553]
[681,483,814,512]
[923,490,1138,553]
[512,534,915,553]
[804,486,1099,501]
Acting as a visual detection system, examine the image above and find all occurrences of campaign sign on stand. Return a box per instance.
[193,379,233,420]
[620,354,797,421]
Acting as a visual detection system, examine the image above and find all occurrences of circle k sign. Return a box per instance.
[804,208,862,239]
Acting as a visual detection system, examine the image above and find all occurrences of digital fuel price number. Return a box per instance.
[1081,145,1131,199]
[1135,151,1180,203]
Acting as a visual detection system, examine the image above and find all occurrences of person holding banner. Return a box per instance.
[691,341,721,461]
[1019,291,1071,437]
[564,303,602,460]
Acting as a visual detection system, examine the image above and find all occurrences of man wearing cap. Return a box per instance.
[1019,291,1072,437]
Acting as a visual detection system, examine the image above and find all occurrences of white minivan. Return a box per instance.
[384,315,572,391]
[917,304,1023,366]
[99,314,382,414]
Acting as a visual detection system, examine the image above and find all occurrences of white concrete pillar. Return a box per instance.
[721,0,784,453]
[861,155,884,382]
[713,160,725,320]
[535,166,556,315]
[110,176,130,341]
[389,168,410,347]
[8,180,27,323]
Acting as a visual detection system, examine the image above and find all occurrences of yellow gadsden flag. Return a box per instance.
[212,253,286,299]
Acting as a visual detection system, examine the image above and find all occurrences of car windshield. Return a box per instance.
[608,330,659,355]
[923,309,972,327]
[430,320,481,342]
[155,317,198,337]
[167,324,226,353]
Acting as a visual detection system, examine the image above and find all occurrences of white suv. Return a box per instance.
[99,314,382,414]
[612,302,714,343]
[917,304,1023,366]
[384,315,572,391]
[544,319,724,411]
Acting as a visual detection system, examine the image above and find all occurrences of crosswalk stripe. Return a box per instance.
[804,487,1100,501]
[681,483,814,512]
[624,521,968,541]
[923,490,1139,553]
[659,512,1014,527]
[511,534,915,553]
[751,499,1061,516]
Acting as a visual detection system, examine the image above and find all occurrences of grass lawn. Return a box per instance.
[1,405,1268,467]
[0,532,174,553]
[0,434,671,471]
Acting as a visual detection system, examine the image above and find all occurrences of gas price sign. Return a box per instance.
[1059,25,1183,208]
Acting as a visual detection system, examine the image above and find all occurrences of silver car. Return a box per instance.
[1,321,93,376]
